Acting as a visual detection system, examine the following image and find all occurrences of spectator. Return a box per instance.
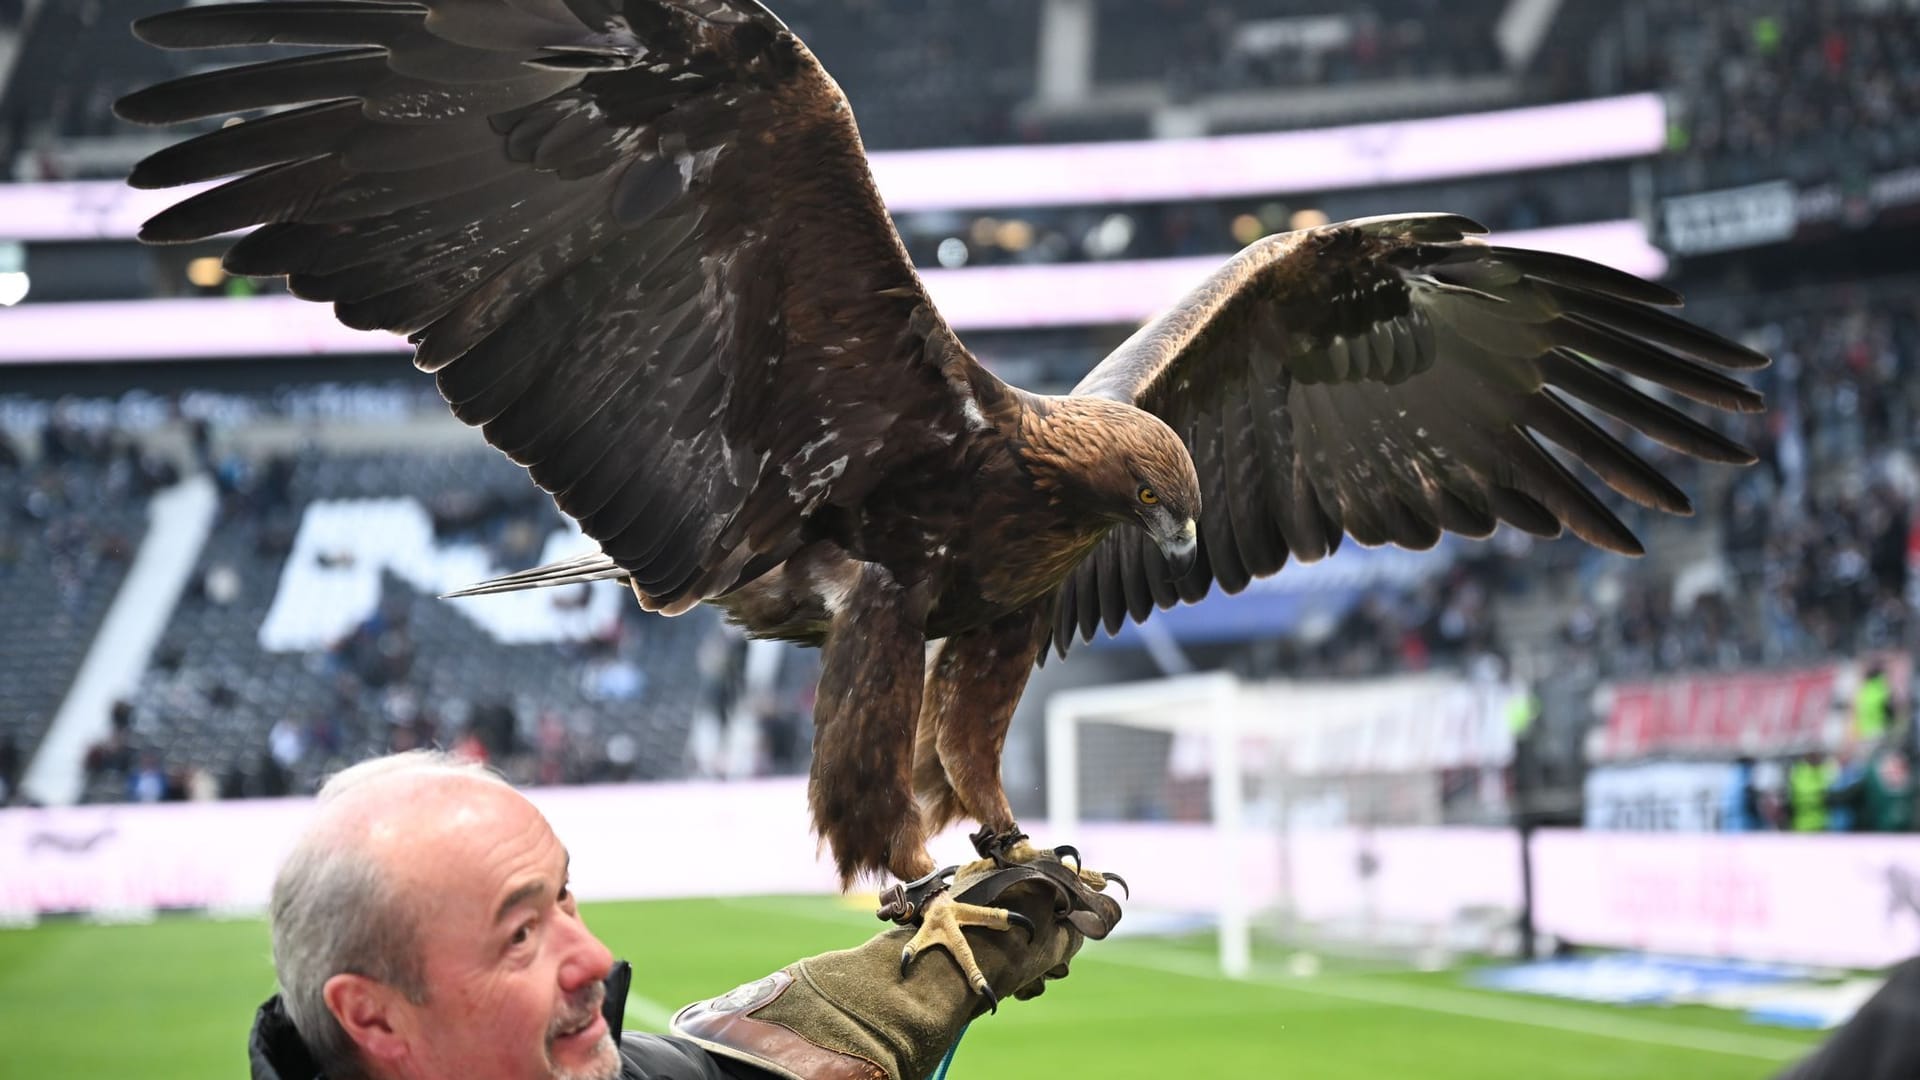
[1858,663,1898,743]
[1790,752,1839,832]
[268,716,304,772]
[128,750,167,803]
[0,732,18,803]
[1833,743,1917,833]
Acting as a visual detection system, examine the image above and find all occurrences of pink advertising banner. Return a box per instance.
[1286,828,1521,927]
[0,780,850,918]
[0,779,1521,930]
[1532,829,1920,969]
[0,94,1664,241]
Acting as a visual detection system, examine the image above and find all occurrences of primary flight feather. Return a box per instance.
[118,0,1765,990]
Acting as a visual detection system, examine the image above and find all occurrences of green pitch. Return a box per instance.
[0,896,1824,1079]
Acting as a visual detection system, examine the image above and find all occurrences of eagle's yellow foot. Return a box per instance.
[968,826,1128,896]
[898,891,1034,1011]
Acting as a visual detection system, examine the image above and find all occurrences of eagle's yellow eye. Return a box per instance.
[1139,486,1158,505]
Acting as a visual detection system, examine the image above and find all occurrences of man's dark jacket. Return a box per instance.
[248,962,770,1080]
[1775,958,1920,1080]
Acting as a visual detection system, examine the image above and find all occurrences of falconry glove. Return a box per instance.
[670,853,1123,1080]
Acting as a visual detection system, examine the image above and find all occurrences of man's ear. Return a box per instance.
[324,973,411,1070]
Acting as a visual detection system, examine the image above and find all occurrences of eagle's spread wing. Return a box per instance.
[117,0,990,613]
[1049,213,1766,654]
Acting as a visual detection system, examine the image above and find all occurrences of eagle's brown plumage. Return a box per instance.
[117,0,1766,891]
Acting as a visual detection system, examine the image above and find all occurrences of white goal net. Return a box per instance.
[1045,670,1527,979]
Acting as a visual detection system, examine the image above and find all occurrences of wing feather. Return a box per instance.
[1190,411,1247,595]
[1218,374,1288,577]
[1540,350,1756,464]
[1051,214,1765,652]
[121,0,996,614]
[128,101,366,189]
[1116,528,1154,624]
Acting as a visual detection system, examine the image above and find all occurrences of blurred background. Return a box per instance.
[3,0,1919,1077]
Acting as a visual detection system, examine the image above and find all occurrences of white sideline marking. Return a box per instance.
[623,992,677,1033]
[1094,946,1815,1062]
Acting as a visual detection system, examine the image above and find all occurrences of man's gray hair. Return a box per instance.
[270,751,510,1078]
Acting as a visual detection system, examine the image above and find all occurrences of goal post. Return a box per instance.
[1046,672,1252,977]
[1044,668,1525,980]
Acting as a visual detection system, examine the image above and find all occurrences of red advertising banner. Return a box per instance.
[1602,667,1838,760]
[1599,656,1910,760]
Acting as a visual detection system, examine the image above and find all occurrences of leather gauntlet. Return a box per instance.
[671,854,1123,1080]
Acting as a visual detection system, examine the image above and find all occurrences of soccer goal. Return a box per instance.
[1045,670,1527,980]
[1046,672,1259,976]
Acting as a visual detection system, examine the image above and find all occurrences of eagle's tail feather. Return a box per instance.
[440,552,625,598]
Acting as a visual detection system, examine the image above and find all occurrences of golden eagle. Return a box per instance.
[118,0,1764,995]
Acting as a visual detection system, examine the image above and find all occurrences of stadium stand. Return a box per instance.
[1090,0,1506,90]
[4,0,1909,174]
[8,265,1920,808]
[0,420,170,777]
[54,436,736,804]
[5,0,1920,828]
[1623,0,1920,188]
[781,0,1041,150]
[1505,277,1920,682]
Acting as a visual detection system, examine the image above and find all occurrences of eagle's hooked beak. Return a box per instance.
[1157,518,1198,579]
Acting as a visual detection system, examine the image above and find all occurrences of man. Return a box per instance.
[1776,958,1920,1080]
[1854,663,1895,744]
[1830,742,1916,833]
[250,751,1115,1080]
[1788,751,1838,832]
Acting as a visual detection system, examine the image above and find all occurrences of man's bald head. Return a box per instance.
[305,753,521,880]
[270,751,515,1080]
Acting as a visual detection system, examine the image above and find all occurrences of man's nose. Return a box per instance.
[557,908,614,991]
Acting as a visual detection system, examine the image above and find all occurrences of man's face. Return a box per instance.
[384,783,620,1080]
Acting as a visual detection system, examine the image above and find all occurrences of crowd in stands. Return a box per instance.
[11,270,1920,806]
[3,1,1911,167]
[5,1,1920,817]
[1726,668,1916,835]
[0,386,769,807]
[1212,561,1504,685]
[1535,279,1920,683]
[1614,0,1920,189]
[1090,0,1506,97]
[0,411,180,806]
[14,2,1916,321]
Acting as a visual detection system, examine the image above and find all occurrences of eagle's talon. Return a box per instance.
[897,892,1022,1003]
[982,835,1122,896]
[972,974,999,1014]
[1006,909,1036,943]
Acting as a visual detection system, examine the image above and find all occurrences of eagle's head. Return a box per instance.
[1112,410,1203,578]
[1027,396,1202,577]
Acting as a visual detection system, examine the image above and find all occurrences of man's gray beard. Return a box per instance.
[546,983,620,1080]
[550,1031,620,1080]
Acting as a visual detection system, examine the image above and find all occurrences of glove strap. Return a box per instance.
[671,971,887,1080]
